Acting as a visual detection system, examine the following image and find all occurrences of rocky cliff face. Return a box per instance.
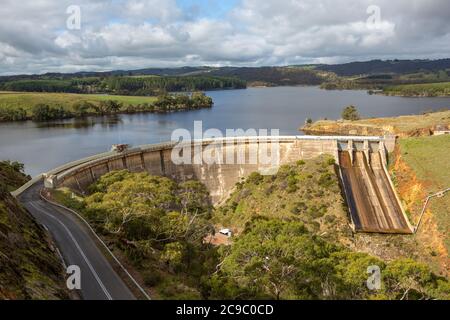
[0,161,69,299]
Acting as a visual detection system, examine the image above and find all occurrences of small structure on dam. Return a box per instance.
[33,135,412,234]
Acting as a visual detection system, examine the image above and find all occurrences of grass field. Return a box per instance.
[383,82,450,96]
[0,91,157,115]
[398,135,450,252]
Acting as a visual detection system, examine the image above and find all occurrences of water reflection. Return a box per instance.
[33,115,123,129]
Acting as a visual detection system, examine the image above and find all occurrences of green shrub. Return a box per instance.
[342,105,361,121]
[327,158,336,166]
[143,271,162,287]
[247,172,264,185]
[286,175,298,193]
[318,172,334,188]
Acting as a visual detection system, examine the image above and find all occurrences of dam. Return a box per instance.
[13,135,412,234]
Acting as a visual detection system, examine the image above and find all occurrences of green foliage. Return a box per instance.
[32,103,72,121]
[383,82,450,97]
[0,91,212,122]
[48,163,450,300]
[72,101,95,116]
[104,75,246,95]
[246,172,264,185]
[0,107,27,121]
[383,259,449,300]
[209,218,450,300]
[210,219,317,299]
[214,156,346,237]
[318,172,335,188]
[0,75,246,95]
[326,158,336,166]
[82,171,215,297]
[153,92,213,112]
[286,175,299,193]
[142,271,162,287]
[52,171,217,298]
[0,171,68,299]
[0,160,30,191]
[398,136,450,253]
[1,79,77,93]
[161,242,186,271]
[341,105,361,121]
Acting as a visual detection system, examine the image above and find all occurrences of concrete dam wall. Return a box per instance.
[44,136,341,204]
[37,135,411,234]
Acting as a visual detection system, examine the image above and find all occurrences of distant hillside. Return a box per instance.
[1,58,450,92]
[316,59,450,76]
[208,66,325,86]
[0,75,246,95]
[0,161,69,299]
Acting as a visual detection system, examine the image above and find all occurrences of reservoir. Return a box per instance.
[0,86,449,176]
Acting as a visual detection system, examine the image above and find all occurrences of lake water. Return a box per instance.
[1,86,449,176]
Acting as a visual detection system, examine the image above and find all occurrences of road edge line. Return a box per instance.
[39,188,151,300]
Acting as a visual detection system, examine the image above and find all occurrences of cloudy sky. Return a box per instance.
[1,0,450,75]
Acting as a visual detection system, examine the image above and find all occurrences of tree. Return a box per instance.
[32,103,71,121]
[210,219,337,300]
[32,104,52,121]
[383,259,449,300]
[327,251,385,299]
[161,242,186,272]
[341,105,360,121]
[85,171,213,245]
[72,101,94,117]
[179,180,212,216]
[191,92,213,109]
[85,171,179,238]
[0,107,27,121]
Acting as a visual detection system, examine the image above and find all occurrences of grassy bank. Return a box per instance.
[0,91,212,122]
[302,110,450,137]
[398,135,450,253]
[0,91,156,117]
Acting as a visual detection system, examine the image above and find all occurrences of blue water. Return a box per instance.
[0,86,449,176]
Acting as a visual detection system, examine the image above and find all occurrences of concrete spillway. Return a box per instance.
[339,151,412,234]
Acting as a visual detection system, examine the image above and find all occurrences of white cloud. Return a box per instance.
[0,0,449,74]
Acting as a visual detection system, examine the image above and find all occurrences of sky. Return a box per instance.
[1,0,450,75]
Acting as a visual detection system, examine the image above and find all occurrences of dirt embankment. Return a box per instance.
[390,149,449,276]
[0,161,70,299]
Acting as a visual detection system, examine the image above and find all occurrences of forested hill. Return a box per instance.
[0,76,246,95]
[316,59,450,76]
[1,58,450,93]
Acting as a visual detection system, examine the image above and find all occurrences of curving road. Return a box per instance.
[18,182,136,300]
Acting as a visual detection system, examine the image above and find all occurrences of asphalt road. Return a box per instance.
[19,183,136,300]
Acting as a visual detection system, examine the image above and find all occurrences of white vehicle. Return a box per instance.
[219,229,232,237]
